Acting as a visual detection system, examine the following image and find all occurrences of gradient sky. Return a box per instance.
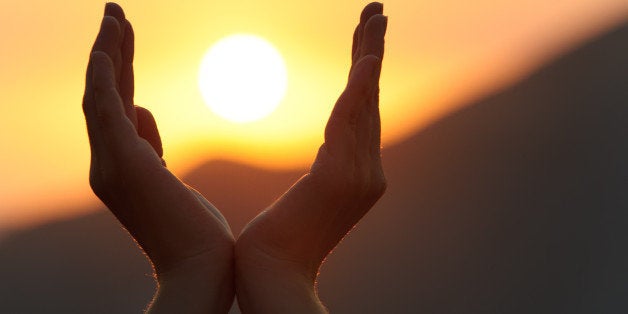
[0,0,626,231]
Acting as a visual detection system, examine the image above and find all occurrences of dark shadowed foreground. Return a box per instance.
[1,22,627,314]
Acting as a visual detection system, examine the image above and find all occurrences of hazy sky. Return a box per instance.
[0,0,626,230]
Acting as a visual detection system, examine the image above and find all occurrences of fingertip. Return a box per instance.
[361,2,383,23]
[99,15,121,32]
[365,14,388,36]
[122,19,135,60]
[361,14,387,60]
[95,15,121,47]
[382,14,388,32]
[124,19,135,38]
[104,2,125,21]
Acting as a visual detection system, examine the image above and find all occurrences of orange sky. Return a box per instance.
[0,0,626,231]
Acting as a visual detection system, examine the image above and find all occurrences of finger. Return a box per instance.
[354,13,386,167]
[120,20,138,128]
[325,55,381,159]
[83,15,122,161]
[362,54,383,162]
[354,100,374,171]
[353,3,383,61]
[104,2,126,21]
[103,3,139,129]
[351,2,383,73]
[91,51,138,153]
[360,14,387,61]
[83,57,108,182]
[83,49,99,146]
[360,3,384,29]
[351,25,360,66]
[85,5,124,115]
[136,106,164,158]
[369,88,382,159]
[329,55,381,125]
[360,14,386,160]
[91,15,121,59]
[103,2,126,65]
[91,11,123,91]
[355,63,382,172]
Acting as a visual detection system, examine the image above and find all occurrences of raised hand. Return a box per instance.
[82,4,235,313]
[234,3,388,313]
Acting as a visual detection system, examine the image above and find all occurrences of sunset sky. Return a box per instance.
[0,0,626,232]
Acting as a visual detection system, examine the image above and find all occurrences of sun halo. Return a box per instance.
[198,34,288,123]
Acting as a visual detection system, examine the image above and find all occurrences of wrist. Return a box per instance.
[148,246,235,314]
[235,269,327,314]
[235,243,327,314]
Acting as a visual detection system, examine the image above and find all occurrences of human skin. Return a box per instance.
[83,4,234,313]
[234,3,387,313]
[82,2,386,313]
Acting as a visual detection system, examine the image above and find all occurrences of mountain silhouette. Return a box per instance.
[183,159,305,236]
[1,21,627,313]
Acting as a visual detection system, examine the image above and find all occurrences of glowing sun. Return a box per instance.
[198,34,288,123]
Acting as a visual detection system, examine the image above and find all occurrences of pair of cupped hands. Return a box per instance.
[83,2,387,313]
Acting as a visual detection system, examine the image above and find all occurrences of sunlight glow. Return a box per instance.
[198,34,288,123]
[1,0,626,231]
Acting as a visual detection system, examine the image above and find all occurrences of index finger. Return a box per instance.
[83,15,123,156]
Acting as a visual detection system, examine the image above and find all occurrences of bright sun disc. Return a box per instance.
[198,34,288,123]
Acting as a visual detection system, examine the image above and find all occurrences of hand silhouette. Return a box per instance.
[82,4,234,313]
[234,3,387,313]
[83,2,386,313]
